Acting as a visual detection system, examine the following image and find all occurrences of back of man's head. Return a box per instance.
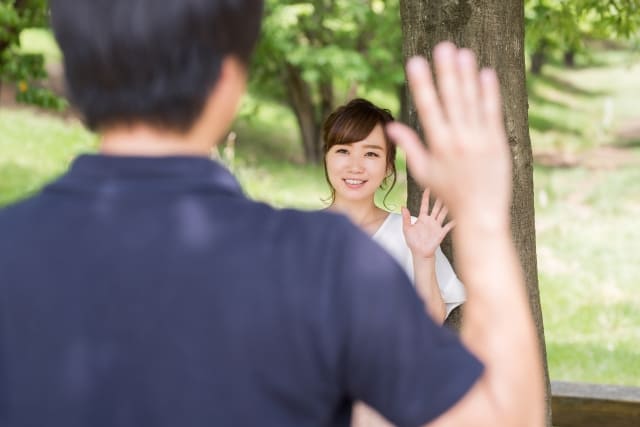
[50,0,263,133]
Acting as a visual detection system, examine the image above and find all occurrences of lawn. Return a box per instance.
[1,37,639,386]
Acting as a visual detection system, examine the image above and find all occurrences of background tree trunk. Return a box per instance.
[531,49,546,75]
[285,63,322,164]
[399,1,551,425]
[564,50,576,68]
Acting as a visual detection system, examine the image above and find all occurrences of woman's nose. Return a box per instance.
[347,157,364,173]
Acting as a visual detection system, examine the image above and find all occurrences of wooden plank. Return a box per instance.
[551,381,640,427]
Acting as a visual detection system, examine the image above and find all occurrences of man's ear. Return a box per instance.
[212,56,247,109]
[195,56,247,144]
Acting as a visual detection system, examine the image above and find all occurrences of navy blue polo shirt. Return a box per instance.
[0,154,482,426]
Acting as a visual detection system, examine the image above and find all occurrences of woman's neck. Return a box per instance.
[329,198,388,235]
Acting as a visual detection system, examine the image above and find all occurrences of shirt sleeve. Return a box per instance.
[335,223,483,427]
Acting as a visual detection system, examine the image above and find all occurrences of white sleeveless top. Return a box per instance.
[372,213,466,316]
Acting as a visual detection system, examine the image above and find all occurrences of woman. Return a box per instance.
[322,98,466,322]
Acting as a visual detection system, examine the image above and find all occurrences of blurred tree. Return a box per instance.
[0,0,65,109]
[250,0,404,164]
[525,0,640,74]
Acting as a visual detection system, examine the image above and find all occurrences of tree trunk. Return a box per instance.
[317,77,335,157]
[530,49,546,75]
[399,1,551,425]
[530,40,548,75]
[564,50,575,68]
[396,82,408,123]
[284,63,322,164]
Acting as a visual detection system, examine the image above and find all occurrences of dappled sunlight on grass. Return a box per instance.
[529,50,640,154]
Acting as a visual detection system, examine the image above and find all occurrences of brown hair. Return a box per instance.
[322,98,397,206]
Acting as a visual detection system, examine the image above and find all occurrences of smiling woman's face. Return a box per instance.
[324,124,389,203]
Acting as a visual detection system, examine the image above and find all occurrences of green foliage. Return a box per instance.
[525,0,640,64]
[0,0,65,110]
[249,0,403,162]
[251,0,403,100]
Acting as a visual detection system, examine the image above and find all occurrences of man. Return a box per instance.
[0,0,543,426]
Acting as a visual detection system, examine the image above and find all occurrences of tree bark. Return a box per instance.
[399,1,551,425]
[318,77,335,152]
[284,63,322,164]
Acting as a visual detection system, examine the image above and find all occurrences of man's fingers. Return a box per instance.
[406,57,447,148]
[480,68,505,145]
[457,48,481,125]
[433,42,465,127]
[386,122,432,186]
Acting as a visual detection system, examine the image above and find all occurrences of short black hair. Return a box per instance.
[50,0,263,132]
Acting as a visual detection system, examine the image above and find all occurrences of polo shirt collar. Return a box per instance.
[48,154,243,196]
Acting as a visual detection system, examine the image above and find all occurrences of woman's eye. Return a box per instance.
[365,152,380,157]
[335,148,349,154]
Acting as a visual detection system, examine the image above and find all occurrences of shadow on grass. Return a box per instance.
[533,156,581,170]
[529,72,609,99]
[528,112,582,136]
[616,139,640,149]
[527,89,573,112]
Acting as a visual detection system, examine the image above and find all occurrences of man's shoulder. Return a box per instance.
[257,207,372,256]
[271,208,356,236]
[260,207,407,280]
[0,194,42,229]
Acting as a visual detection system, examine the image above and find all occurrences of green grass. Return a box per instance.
[527,49,640,385]
[2,36,640,387]
[0,110,97,206]
[534,166,640,385]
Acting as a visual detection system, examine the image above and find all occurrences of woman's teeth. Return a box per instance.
[345,179,365,185]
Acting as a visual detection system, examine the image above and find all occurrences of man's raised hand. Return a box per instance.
[387,42,512,231]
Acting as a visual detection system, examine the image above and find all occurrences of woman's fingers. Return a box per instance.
[420,188,431,217]
[431,198,443,218]
[401,206,411,231]
[436,206,448,224]
[442,220,455,236]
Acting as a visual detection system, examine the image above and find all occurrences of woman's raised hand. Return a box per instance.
[401,188,455,259]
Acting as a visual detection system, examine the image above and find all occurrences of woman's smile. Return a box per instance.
[343,178,368,189]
